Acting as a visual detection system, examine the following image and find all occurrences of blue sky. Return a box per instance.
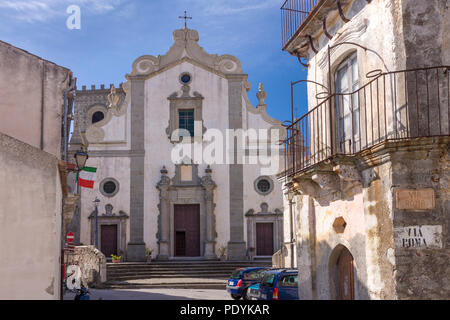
[0,0,308,122]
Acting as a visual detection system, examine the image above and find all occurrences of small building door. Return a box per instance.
[256,223,274,256]
[101,225,118,257]
[337,248,355,300]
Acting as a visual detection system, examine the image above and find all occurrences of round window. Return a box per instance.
[257,179,271,193]
[180,73,192,84]
[254,176,274,195]
[100,178,119,197]
[92,111,105,124]
[103,181,116,195]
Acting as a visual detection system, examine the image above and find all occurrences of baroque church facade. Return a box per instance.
[69,27,286,262]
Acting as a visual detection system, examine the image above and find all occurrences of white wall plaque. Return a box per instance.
[394,225,443,249]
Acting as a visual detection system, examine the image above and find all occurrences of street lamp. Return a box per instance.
[286,190,295,269]
[74,150,89,171]
[93,197,100,249]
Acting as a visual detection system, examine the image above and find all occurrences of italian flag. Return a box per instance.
[77,167,97,189]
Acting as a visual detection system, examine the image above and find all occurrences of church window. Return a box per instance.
[92,111,105,124]
[178,109,195,136]
[179,72,192,85]
[254,176,274,195]
[100,178,120,197]
[257,180,270,193]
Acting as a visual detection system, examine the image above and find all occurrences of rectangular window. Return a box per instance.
[178,109,194,137]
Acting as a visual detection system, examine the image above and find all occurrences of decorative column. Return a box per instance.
[156,166,171,260]
[201,166,217,259]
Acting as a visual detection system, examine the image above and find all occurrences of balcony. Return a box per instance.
[283,66,450,178]
[281,0,321,49]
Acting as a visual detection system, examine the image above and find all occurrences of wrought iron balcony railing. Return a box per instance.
[281,0,321,49]
[283,66,450,178]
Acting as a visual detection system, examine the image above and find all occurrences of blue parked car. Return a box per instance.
[226,267,269,300]
[246,282,261,300]
[258,269,298,300]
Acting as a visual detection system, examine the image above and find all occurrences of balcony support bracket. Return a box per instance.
[311,171,340,193]
[292,178,321,198]
[323,17,333,40]
[337,1,350,23]
[333,164,361,183]
[308,35,318,54]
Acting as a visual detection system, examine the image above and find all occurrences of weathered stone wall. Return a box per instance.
[66,246,107,288]
[390,139,450,299]
[0,133,62,299]
[400,0,450,68]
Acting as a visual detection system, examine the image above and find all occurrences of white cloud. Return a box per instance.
[0,0,126,22]
[193,0,280,15]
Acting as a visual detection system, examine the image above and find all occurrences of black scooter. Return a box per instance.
[74,285,90,300]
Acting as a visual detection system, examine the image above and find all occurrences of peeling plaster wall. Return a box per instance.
[362,161,396,299]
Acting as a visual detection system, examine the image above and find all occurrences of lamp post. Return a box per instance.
[287,190,295,269]
[93,197,100,249]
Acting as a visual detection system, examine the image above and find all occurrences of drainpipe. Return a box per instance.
[287,190,295,269]
[289,195,295,269]
[62,76,76,161]
[60,74,76,300]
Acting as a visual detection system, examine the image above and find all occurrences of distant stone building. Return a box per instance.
[0,40,75,299]
[69,27,286,262]
[280,0,449,299]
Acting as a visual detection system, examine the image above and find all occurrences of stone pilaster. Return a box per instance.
[127,79,146,261]
[201,166,217,259]
[156,167,171,260]
[226,74,247,260]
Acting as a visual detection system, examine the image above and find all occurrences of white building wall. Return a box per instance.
[143,61,231,256]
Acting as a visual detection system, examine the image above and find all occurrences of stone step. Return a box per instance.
[108,272,235,278]
[104,282,227,290]
[108,270,239,276]
[108,274,227,281]
[107,265,270,272]
[106,260,272,282]
[107,261,271,266]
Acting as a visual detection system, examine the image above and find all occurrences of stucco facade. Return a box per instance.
[70,28,286,262]
[281,0,449,299]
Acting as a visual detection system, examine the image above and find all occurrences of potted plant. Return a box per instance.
[111,254,122,263]
[218,245,227,261]
[145,247,153,263]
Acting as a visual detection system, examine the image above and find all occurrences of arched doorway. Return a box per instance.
[337,248,355,300]
[329,245,355,300]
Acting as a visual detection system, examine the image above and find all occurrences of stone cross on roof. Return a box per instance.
[179,10,192,29]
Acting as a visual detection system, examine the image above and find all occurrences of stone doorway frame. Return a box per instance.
[245,203,283,260]
[156,164,217,260]
[88,204,128,260]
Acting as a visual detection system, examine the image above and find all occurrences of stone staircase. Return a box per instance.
[104,259,272,289]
